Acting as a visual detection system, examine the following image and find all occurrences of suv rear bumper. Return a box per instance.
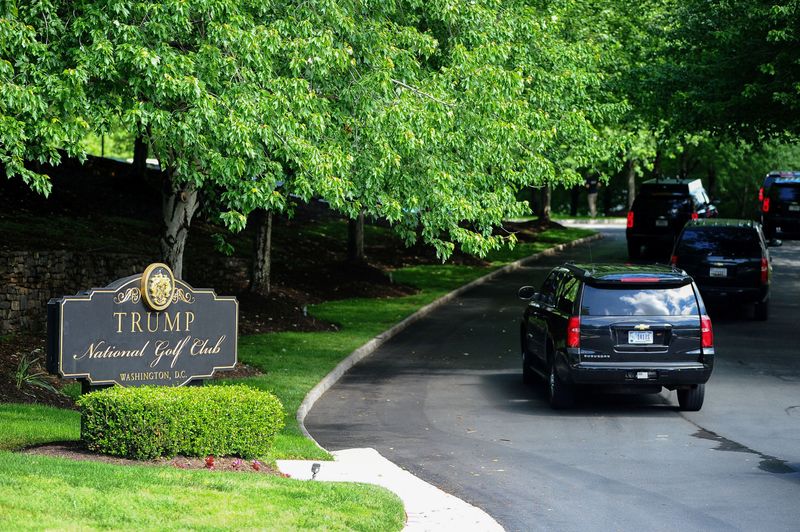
[568,361,713,386]
[699,285,768,303]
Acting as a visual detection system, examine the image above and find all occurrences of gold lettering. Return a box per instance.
[114,312,126,333]
[146,312,159,333]
[131,312,143,333]
[164,312,181,332]
[184,312,195,332]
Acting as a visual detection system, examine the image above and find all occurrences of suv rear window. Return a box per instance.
[771,184,800,202]
[580,285,698,316]
[634,194,692,214]
[677,227,761,257]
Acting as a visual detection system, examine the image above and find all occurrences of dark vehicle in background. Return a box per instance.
[758,170,800,204]
[671,219,774,320]
[626,178,718,259]
[518,264,714,411]
[761,174,800,239]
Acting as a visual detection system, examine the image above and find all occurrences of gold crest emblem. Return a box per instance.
[141,263,175,311]
[634,324,650,330]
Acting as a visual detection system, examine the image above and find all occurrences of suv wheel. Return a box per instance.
[627,240,641,259]
[548,362,575,409]
[754,299,769,321]
[522,351,535,385]
[677,384,705,411]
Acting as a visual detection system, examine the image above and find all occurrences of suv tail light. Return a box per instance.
[670,254,678,265]
[762,198,770,213]
[691,212,699,220]
[758,187,764,201]
[567,316,580,348]
[626,211,634,228]
[761,257,769,284]
[701,315,713,348]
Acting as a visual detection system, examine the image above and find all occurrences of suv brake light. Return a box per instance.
[626,211,634,228]
[670,255,678,265]
[761,257,769,284]
[620,277,661,282]
[758,187,764,201]
[701,315,713,348]
[566,316,580,348]
[691,212,699,220]
[762,198,770,213]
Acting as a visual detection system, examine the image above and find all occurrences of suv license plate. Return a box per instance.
[710,267,727,277]
[628,331,654,344]
[655,219,668,227]
[789,205,800,212]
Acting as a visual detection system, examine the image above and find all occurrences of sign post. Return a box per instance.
[47,263,238,387]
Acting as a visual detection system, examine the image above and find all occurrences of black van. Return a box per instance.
[518,264,714,411]
[626,178,717,258]
[671,219,773,320]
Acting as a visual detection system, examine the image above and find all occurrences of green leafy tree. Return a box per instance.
[0,2,89,195]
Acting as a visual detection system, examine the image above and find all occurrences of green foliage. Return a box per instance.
[0,1,89,195]
[77,384,284,460]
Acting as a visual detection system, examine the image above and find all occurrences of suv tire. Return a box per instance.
[522,351,536,385]
[548,362,575,409]
[755,299,769,321]
[677,384,705,411]
[627,240,641,260]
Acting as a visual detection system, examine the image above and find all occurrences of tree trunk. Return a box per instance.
[570,184,580,216]
[539,185,551,221]
[160,177,199,280]
[529,186,541,217]
[250,209,273,297]
[347,209,366,263]
[707,164,717,199]
[132,136,148,179]
[678,149,689,179]
[625,158,637,209]
[652,150,662,179]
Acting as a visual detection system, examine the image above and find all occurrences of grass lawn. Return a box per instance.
[0,225,593,529]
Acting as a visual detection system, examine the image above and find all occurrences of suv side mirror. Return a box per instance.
[518,286,537,300]
[768,238,783,247]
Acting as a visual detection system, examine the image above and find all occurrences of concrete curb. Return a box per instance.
[295,232,604,446]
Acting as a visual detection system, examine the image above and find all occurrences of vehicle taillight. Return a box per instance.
[762,198,770,213]
[701,315,713,349]
[567,316,580,348]
[761,257,769,284]
[758,187,764,201]
[626,211,634,228]
[691,212,699,220]
[670,255,678,265]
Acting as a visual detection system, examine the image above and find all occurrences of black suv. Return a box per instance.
[761,174,800,238]
[626,178,717,259]
[671,219,774,320]
[518,264,714,411]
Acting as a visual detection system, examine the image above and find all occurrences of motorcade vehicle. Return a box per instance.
[758,170,800,203]
[518,263,714,411]
[671,219,775,320]
[761,174,800,239]
[626,178,717,259]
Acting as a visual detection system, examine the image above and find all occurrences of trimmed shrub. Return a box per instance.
[77,384,284,460]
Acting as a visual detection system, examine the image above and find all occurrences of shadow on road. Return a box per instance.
[480,371,681,417]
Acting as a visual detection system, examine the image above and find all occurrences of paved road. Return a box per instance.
[306,227,800,531]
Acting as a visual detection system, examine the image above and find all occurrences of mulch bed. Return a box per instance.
[25,441,287,476]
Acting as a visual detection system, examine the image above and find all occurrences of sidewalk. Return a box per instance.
[277,448,503,531]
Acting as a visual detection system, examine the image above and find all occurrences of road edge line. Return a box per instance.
[295,232,604,446]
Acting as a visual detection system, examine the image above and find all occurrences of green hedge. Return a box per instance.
[77,384,284,460]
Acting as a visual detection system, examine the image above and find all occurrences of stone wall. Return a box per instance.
[0,250,249,334]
